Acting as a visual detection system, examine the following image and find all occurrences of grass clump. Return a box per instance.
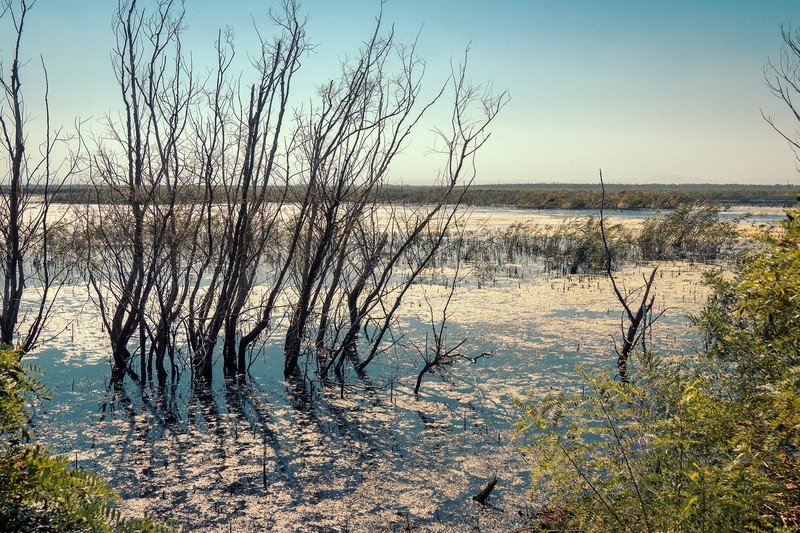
[637,205,739,261]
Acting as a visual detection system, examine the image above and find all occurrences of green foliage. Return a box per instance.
[0,347,176,532]
[637,205,739,261]
[0,346,50,442]
[516,363,796,531]
[695,211,800,387]
[545,216,629,274]
[1,445,119,531]
[516,210,800,532]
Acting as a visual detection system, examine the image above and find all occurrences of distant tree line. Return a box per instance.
[382,184,797,209]
[31,183,798,209]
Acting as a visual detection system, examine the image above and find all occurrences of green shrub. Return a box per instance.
[0,347,175,532]
[0,347,49,442]
[516,209,800,532]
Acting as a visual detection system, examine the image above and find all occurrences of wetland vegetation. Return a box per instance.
[2,196,784,530]
[2,0,800,531]
[516,207,800,532]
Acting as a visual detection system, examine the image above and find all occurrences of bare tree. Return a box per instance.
[279,20,507,380]
[764,25,800,175]
[82,0,504,389]
[87,0,195,382]
[280,16,415,378]
[185,3,307,383]
[349,55,508,376]
[599,170,659,382]
[0,0,79,352]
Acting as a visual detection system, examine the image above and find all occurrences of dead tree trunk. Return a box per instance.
[599,169,657,382]
[88,0,193,383]
[0,0,77,351]
[186,8,307,383]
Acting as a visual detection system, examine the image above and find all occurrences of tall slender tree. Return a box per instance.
[87,0,195,382]
[279,22,508,378]
[185,2,308,382]
[0,0,79,352]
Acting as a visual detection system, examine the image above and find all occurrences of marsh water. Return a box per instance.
[26,207,780,531]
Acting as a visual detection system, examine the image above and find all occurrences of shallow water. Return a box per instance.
[23,254,715,531]
[463,205,785,229]
[22,205,782,530]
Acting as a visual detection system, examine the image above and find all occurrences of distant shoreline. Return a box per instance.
[33,183,800,209]
[384,183,798,209]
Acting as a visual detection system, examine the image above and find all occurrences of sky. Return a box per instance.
[4,0,800,185]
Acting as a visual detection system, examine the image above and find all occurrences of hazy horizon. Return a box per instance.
[5,0,800,186]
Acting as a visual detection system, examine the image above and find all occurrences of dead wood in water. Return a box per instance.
[472,474,498,505]
[600,170,659,382]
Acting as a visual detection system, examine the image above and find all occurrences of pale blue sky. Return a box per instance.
[5,1,800,184]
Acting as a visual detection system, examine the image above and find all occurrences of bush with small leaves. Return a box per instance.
[516,209,800,532]
[0,346,176,532]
